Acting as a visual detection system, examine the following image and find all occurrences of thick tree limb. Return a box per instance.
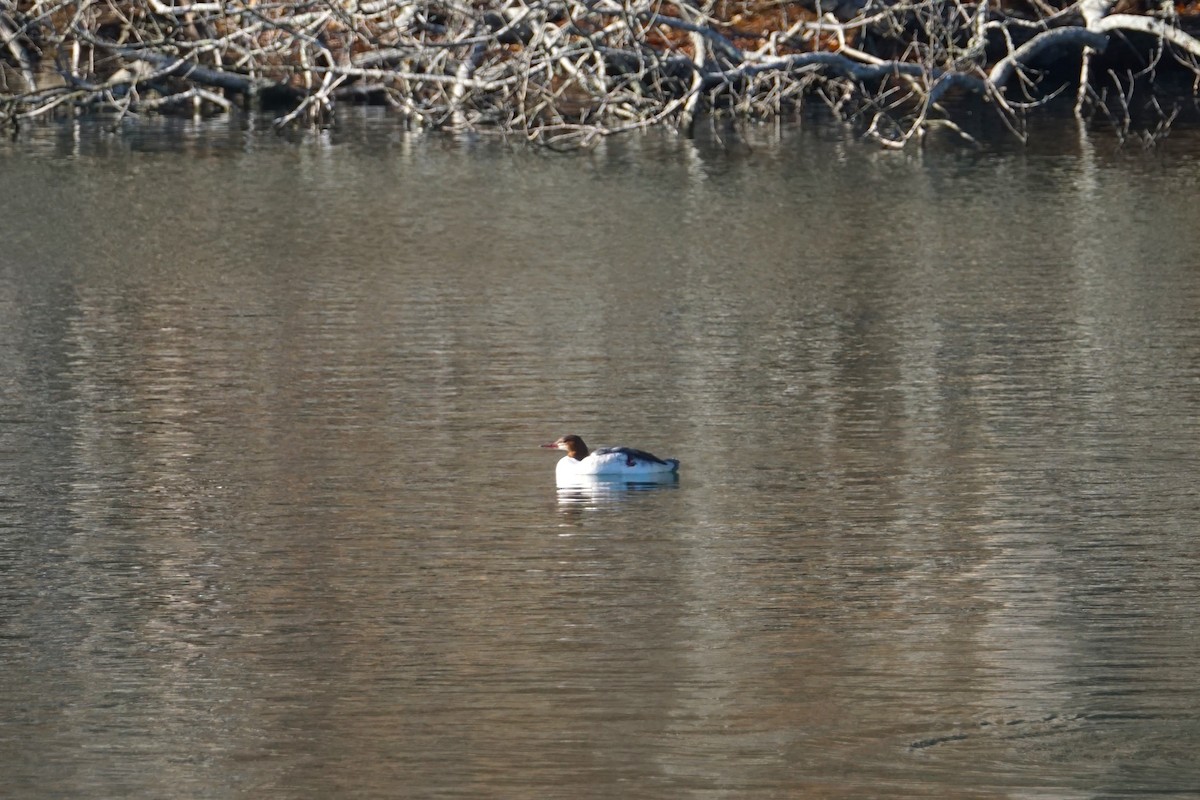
[987,27,1110,88]
[1095,13,1200,57]
[117,49,278,96]
[0,10,36,91]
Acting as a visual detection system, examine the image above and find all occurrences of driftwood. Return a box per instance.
[1,0,1199,146]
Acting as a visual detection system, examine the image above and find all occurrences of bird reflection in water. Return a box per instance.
[554,473,680,517]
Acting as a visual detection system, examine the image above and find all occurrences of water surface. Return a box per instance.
[2,113,1200,798]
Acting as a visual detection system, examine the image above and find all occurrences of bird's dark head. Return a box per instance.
[540,434,589,460]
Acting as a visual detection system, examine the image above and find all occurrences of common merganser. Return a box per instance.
[541,434,680,485]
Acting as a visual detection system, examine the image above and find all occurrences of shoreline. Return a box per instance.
[3,0,1199,147]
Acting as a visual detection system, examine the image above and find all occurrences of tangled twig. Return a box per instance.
[0,0,1198,145]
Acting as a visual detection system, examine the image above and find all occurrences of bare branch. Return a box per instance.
[2,0,1198,145]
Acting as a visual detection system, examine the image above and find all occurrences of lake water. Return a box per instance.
[2,111,1200,798]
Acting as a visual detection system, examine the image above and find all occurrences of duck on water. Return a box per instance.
[541,434,680,485]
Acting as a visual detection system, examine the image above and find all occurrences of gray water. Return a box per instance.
[2,112,1200,798]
